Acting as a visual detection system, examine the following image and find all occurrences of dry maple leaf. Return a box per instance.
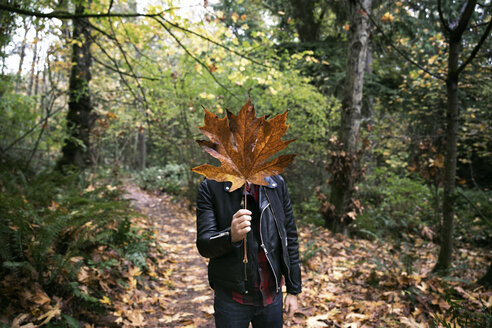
[192,98,296,192]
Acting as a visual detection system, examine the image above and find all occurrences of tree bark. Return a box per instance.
[326,0,371,234]
[15,17,29,93]
[136,125,146,170]
[56,3,93,170]
[434,39,459,274]
[433,0,484,274]
[27,27,39,96]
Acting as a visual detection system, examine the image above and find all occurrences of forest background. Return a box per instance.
[0,0,491,327]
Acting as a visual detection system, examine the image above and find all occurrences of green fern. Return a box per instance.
[0,163,153,322]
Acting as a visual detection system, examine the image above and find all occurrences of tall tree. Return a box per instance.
[15,17,29,92]
[57,3,94,169]
[433,0,492,273]
[324,0,372,234]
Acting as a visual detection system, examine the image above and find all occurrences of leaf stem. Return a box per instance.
[243,184,248,264]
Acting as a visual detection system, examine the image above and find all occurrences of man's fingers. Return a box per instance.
[284,295,298,317]
[231,210,252,242]
[238,218,251,228]
[233,209,252,219]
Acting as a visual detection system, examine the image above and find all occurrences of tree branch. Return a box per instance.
[437,0,451,33]
[454,1,478,36]
[0,3,177,19]
[153,17,240,101]
[355,0,444,80]
[89,33,142,105]
[1,97,64,154]
[92,56,161,81]
[158,15,271,69]
[457,17,492,75]
[107,17,150,111]
[107,0,114,15]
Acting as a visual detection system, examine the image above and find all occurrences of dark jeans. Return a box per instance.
[214,291,283,328]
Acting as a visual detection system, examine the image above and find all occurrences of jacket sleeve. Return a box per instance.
[196,179,235,258]
[279,176,302,295]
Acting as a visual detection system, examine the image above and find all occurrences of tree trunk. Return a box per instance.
[56,3,93,170]
[433,0,486,274]
[15,17,29,93]
[136,126,146,170]
[27,27,39,96]
[327,0,371,234]
[433,39,459,274]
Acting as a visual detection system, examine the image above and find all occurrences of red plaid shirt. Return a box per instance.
[231,184,281,306]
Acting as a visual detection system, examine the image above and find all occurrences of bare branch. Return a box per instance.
[1,95,64,154]
[158,16,271,69]
[107,17,150,111]
[89,33,141,105]
[355,0,444,80]
[0,3,177,19]
[457,17,492,75]
[153,17,240,101]
[452,0,477,35]
[107,0,114,15]
[92,56,161,81]
[437,0,451,33]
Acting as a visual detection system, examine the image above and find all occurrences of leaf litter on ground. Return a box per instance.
[13,182,483,328]
[117,183,490,328]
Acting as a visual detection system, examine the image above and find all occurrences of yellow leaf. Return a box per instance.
[100,296,112,305]
[37,299,62,326]
[33,288,51,305]
[106,112,118,120]
[381,12,394,23]
[428,54,439,65]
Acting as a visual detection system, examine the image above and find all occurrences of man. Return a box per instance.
[196,175,302,328]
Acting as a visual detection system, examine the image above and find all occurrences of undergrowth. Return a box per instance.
[0,160,154,327]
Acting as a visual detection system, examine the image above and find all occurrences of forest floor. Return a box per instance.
[114,183,492,328]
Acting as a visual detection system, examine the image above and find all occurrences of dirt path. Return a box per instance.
[123,184,214,327]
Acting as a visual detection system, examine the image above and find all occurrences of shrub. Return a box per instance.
[135,163,188,195]
[454,187,492,245]
[355,167,434,240]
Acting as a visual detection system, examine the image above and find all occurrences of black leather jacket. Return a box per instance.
[196,175,302,295]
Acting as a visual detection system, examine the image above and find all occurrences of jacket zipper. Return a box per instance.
[260,188,280,292]
[264,189,292,285]
[210,231,229,240]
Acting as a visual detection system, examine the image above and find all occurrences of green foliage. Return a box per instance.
[135,163,189,196]
[355,167,433,240]
[300,240,324,264]
[293,191,325,226]
[0,74,64,169]
[0,160,153,321]
[454,188,492,245]
[353,166,492,245]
